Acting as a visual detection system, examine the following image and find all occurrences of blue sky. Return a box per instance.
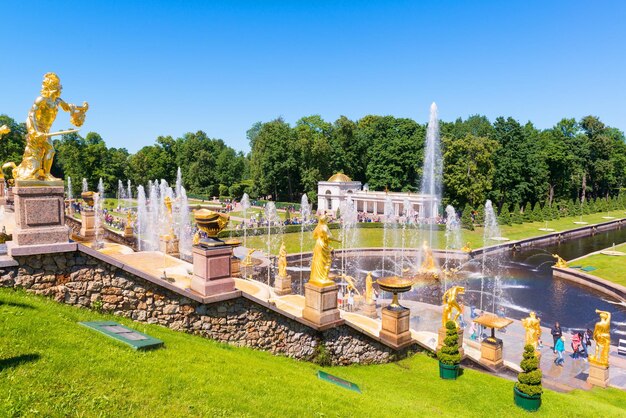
[1,1,625,153]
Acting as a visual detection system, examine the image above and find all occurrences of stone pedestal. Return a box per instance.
[362,301,378,318]
[437,326,465,358]
[302,282,341,326]
[159,235,180,258]
[587,363,609,388]
[190,245,235,296]
[6,187,14,212]
[274,274,292,296]
[380,307,411,347]
[123,225,134,238]
[13,185,69,246]
[479,338,503,368]
[80,210,96,238]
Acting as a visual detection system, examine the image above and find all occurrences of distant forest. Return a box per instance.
[1,112,624,213]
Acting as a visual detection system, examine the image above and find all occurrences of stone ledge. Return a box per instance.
[553,267,626,302]
[7,241,78,256]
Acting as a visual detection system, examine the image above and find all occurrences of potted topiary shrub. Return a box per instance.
[437,320,461,379]
[514,344,542,411]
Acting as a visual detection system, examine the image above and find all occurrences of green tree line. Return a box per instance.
[1,112,624,209]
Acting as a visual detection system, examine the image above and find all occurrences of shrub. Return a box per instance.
[437,321,461,365]
[515,344,543,397]
[542,202,553,221]
[475,205,485,226]
[511,203,523,224]
[498,204,512,226]
[522,202,533,222]
[532,202,543,222]
[313,343,331,366]
[461,204,474,231]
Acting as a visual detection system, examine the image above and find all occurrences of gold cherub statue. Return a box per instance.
[3,73,88,183]
[0,125,10,138]
[461,242,472,253]
[277,241,287,278]
[442,286,465,328]
[521,311,542,352]
[308,214,341,287]
[590,309,611,367]
[552,254,568,268]
[241,248,257,267]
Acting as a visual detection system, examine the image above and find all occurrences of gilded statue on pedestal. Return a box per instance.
[0,125,9,138]
[590,309,611,367]
[365,272,374,304]
[278,241,287,277]
[308,214,340,287]
[521,311,542,351]
[442,286,465,327]
[3,73,88,183]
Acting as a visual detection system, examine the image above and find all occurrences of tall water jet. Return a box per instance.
[339,195,358,278]
[264,202,281,285]
[443,205,462,290]
[382,196,396,274]
[177,186,192,259]
[418,102,443,263]
[67,177,73,201]
[482,200,503,313]
[136,186,148,250]
[117,180,125,203]
[82,178,88,193]
[299,194,312,292]
[94,178,105,248]
[241,193,251,247]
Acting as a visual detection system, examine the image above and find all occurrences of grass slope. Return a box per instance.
[242,210,626,255]
[1,289,625,417]
[573,243,626,287]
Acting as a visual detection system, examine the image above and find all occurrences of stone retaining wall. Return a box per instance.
[0,250,415,365]
[65,216,138,249]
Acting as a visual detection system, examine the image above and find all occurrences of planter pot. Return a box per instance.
[514,386,542,412]
[438,361,459,380]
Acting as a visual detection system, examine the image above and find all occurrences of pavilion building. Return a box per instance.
[317,173,438,217]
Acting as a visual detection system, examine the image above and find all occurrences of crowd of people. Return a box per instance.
[550,322,594,366]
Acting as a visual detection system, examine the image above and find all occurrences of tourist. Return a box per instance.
[551,322,562,352]
[571,332,582,359]
[337,288,344,309]
[554,335,565,366]
[347,291,354,312]
[469,322,478,341]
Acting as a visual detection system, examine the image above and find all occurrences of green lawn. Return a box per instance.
[1,288,625,417]
[244,210,626,255]
[572,243,626,287]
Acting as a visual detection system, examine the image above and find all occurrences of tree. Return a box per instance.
[498,204,512,226]
[515,344,543,397]
[522,202,533,223]
[442,134,498,208]
[532,202,543,222]
[511,202,523,224]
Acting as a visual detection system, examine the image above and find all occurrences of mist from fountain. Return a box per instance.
[265,202,282,285]
[82,178,88,193]
[418,102,443,266]
[177,186,192,258]
[136,186,148,250]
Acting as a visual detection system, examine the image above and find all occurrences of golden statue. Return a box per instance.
[521,311,542,351]
[0,125,9,138]
[278,241,287,277]
[241,248,257,267]
[3,73,88,183]
[193,209,230,246]
[553,254,568,268]
[442,286,465,328]
[590,309,611,367]
[419,241,439,278]
[365,272,374,304]
[308,214,340,287]
[461,242,472,253]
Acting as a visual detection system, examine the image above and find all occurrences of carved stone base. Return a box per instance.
[231,256,241,278]
[437,326,465,358]
[380,307,411,347]
[362,301,378,318]
[80,210,96,238]
[159,236,179,258]
[587,362,609,388]
[302,283,340,326]
[13,185,69,246]
[190,245,235,297]
[480,338,503,368]
[274,274,292,295]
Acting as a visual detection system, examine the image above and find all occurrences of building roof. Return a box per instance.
[327,173,352,182]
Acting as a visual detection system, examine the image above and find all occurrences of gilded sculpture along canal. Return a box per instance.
[308,214,341,287]
[3,72,89,184]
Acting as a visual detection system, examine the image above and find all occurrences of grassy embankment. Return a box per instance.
[1,288,626,417]
[243,209,626,254]
[571,242,626,288]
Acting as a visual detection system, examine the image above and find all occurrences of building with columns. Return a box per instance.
[317,173,438,217]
